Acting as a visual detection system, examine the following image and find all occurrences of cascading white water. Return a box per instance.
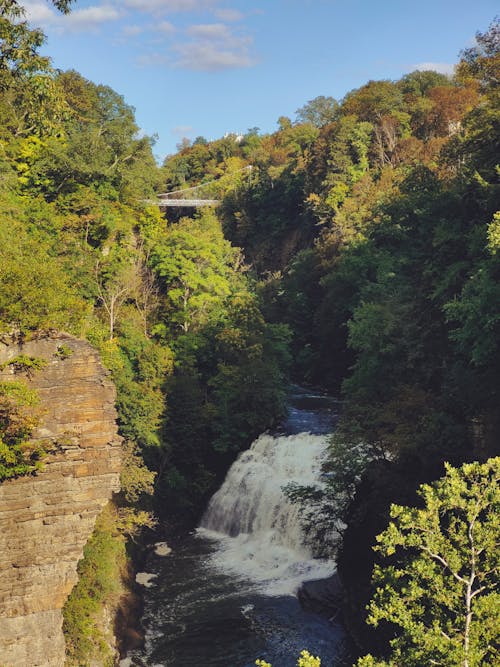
[197,432,335,596]
[123,392,343,667]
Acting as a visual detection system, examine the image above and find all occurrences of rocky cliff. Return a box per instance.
[0,333,122,667]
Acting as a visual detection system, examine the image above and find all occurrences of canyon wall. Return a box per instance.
[0,333,122,667]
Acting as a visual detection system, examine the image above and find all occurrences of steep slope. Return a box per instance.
[0,332,122,667]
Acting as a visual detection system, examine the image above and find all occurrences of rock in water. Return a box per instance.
[297,573,343,618]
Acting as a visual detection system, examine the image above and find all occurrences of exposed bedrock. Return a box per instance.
[0,332,122,667]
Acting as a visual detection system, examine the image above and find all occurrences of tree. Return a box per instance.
[94,250,139,340]
[66,78,157,199]
[0,380,44,481]
[0,1,72,137]
[151,210,240,333]
[295,95,339,127]
[0,211,86,334]
[208,293,290,453]
[132,249,159,338]
[0,0,75,75]
[357,458,500,667]
[398,70,452,97]
[256,650,321,667]
[342,80,404,121]
[458,17,500,89]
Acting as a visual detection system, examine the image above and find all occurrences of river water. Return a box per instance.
[123,387,345,667]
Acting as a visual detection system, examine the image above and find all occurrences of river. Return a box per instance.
[122,387,345,667]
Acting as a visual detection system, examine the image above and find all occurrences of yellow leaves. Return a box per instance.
[306,192,322,209]
[325,181,349,211]
[120,442,156,504]
[97,337,124,371]
[0,380,47,481]
[116,507,156,537]
[297,650,321,667]
[0,437,17,464]
[216,326,245,350]
[486,211,500,254]
[256,650,321,667]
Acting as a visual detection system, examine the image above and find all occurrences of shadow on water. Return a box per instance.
[125,386,345,667]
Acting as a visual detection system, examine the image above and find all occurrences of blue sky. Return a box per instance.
[24,0,498,162]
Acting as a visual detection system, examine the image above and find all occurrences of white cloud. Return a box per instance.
[155,21,176,34]
[25,0,218,28]
[213,8,244,22]
[136,52,171,67]
[175,22,256,71]
[121,20,175,43]
[412,62,455,76]
[24,1,257,72]
[174,41,255,71]
[66,5,121,29]
[23,1,56,26]
[122,24,144,37]
[122,0,216,13]
[24,1,122,32]
[172,125,194,137]
[187,22,231,39]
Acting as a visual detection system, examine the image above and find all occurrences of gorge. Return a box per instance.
[0,4,498,665]
[125,389,344,667]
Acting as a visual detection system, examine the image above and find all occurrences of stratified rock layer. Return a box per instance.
[0,333,122,667]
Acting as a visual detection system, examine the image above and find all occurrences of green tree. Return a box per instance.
[342,80,404,121]
[358,458,500,667]
[0,1,71,139]
[151,209,241,332]
[0,212,87,334]
[458,17,499,89]
[94,249,139,340]
[295,95,339,127]
[30,72,158,201]
[208,293,290,453]
[256,650,321,667]
[398,70,452,97]
[0,380,44,481]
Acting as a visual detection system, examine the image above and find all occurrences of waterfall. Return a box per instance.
[197,432,334,596]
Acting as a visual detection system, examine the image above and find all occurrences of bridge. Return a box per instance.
[156,197,221,208]
[148,165,253,208]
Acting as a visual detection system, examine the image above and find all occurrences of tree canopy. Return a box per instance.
[357,458,500,667]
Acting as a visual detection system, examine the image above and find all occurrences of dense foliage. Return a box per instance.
[357,458,500,667]
[63,504,128,666]
[1,1,499,663]
[161,16,500,661]
[257,650,322,667]
[0,2,289,662]
[0,379,44,480]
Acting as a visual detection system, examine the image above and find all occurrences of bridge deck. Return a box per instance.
[155,198,221,207]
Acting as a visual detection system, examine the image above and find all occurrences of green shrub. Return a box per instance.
[0,355,47,376]
[0,380,47,481]
[63,504,127,666]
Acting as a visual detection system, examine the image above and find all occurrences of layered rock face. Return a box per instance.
[0,333,122,667]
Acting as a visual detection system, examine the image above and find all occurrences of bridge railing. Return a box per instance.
[157,198,221,207]
[147,165,253,208]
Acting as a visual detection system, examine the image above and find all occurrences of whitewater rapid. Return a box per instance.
[124,387,343,667]
[197,432,334,596]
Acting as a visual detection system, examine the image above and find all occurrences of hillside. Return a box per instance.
[0,2,498,665]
